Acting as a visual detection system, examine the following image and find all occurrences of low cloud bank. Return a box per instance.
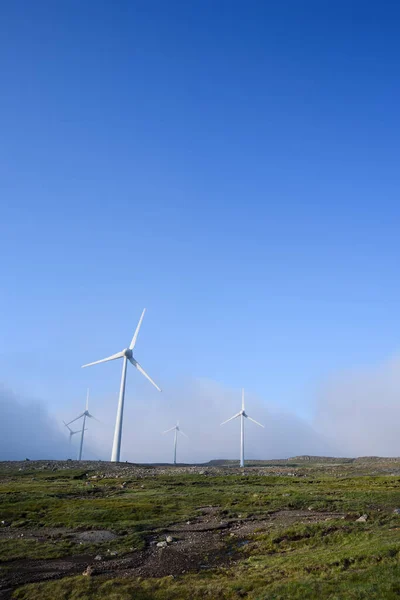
[2,356,400,461]
[0,386,69,460]
[314,356,400,457]
[90,379,334,463]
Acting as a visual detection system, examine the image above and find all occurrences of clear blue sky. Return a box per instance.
[1,1,400,421]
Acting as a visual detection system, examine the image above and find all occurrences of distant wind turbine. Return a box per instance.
[221,388,264,468]
[66,389,97,461]
[81,309,161,462]
[163,421,188,465]
[63,421,85,445]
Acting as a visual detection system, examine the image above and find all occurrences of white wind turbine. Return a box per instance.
[163,421,188,465]
[221,388,264,468]
[66,389,97,461]
[82,309,161,462]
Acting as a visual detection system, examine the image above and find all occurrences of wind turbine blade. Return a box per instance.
[246,415,265,428]
[63,420,72,432]
[242,388,245,410]
[86,413,101,423]
[220,412,241,426]
[81,351,125,368]
[129,358,162,392]
[66,413,85,426]
[162,426,176,434]
[129,309,146,350]
[179,429,189,438]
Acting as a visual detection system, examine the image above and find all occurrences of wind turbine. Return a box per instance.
[221,388,264,468]
[163,421,188,465]
[67,389,97,461]
[63,420,84,445]
[81,309,161,462]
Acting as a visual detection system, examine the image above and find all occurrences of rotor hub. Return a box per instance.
[124,349,133,359]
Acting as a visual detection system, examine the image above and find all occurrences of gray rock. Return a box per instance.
[109,551,118,556]
[94,555,103,561]
[166,536,174,543]
[82,566,93,576]
[356,514,368,522]
[157,541,168,548]
[393,508,400,515]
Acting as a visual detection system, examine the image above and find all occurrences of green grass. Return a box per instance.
[2,463,400,598]
[11,563,400,600]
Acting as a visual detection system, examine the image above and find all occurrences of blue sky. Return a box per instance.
[2,1,400,434]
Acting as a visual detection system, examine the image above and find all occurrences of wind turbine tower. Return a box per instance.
[221,388,264,468]
[163,421,188,465]
[82,309,161,462]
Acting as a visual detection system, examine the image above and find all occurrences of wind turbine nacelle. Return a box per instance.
[124,349,133,359]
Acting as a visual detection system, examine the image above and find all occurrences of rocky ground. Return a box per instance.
[0,506,347,596]
[1,458,400,599]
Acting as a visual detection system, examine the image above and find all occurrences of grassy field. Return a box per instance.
[1,458,400,599]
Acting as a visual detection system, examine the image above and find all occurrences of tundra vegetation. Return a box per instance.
[1,457,400,599]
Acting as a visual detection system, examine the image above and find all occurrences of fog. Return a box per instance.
[0,385,69,460]
[88,378,333,463]
[0,379,332,462]
[2,356,400,461]
[314,356,400,457]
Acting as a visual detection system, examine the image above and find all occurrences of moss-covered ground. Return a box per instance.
[1,459,400,599]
